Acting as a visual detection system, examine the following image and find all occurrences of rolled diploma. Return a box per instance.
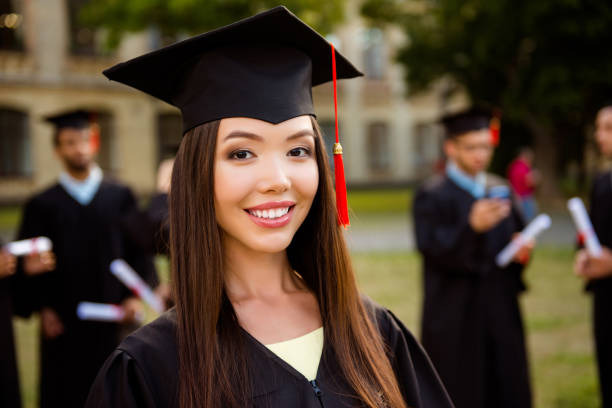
[4,237,53,256]
[110,259,164,312]
[495,214,552,267]
[77,302,124,322]
[568,197,603,257]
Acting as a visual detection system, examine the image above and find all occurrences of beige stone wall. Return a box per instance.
[0,0,462,203]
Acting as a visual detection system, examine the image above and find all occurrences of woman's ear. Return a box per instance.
[443,139,455,160]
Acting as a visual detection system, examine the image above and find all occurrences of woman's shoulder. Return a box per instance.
[86,309,179,408]
[120,308,178,364]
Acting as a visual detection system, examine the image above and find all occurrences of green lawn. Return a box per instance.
[347,188,413,214]
[14,247,598,408]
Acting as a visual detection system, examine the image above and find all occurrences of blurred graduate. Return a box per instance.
[574,103,612,407]
[86,6,454,408]
[0,242,20,408]
[1,231,56,408]
[413,109,533,408]
[16,110,158,408]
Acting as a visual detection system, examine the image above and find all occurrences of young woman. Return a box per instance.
[86,7,453,408]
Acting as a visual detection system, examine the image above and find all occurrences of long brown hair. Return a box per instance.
[169,118,408,408]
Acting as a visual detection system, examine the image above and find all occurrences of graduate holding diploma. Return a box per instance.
[86,7,454,408]
[573,103,612,407]
[1,238,56,408]
[413,108,533,408]
[16,109,158,408]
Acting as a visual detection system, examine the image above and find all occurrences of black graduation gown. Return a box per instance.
[587,171,612,407]
[17,180,158,408]
[413,174,531,408]
[85,298,455,408]
[121,192,170,256]
[0,238,22,408]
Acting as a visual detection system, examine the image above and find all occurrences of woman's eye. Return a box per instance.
[230,150,253,160]
[288,147,311,157]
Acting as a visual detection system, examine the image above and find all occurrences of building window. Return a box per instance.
[0,107,31,177]
[413,122,444,178]
[367,122,390,173]
[361,28,386,80]
[157,113,182,164]
[68,0,107,56]
[95,112,117,175]
[0,0,24,51]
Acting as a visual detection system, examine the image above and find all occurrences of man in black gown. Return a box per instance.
[17,110,158,408]
[574,103,612,407]
[413,109,533,408]
[0,245,20,408]
[1,236,56,408]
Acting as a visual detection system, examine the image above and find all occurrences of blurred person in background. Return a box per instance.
[574,103,612,408]
[1,239,55,408]
[507,147,540,221]
[16,109,158,408]
[0,243,20,408]
[121,157,174,308]
[413,108,533,408]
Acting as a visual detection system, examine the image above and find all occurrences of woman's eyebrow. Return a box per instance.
[223,131,263,142]
[286,129,315,141]
[223,129,315,142]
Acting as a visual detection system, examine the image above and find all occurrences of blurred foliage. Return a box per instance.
[80,0,345,48]
[361,0,612,195]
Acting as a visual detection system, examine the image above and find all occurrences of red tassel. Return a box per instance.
[89,112,100,153]
[490,116,501,147]
[334,145,349,227]
[331,44,349,227]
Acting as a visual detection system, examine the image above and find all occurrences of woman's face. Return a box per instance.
[214,115,319,254]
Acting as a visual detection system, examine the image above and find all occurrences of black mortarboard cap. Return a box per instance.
[103,6,363,134]
[441,108,492,139]
[44,109,92,130]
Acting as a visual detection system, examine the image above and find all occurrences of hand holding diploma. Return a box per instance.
[568,197,602,257]
[41,307,64,339]
[574,247,612,280]
[2,236,55,275]
[496,214,552,267]
[0,249,16,278]
[110,259,164,313]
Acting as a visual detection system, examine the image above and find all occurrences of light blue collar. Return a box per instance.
[446,161,486,199]
[59,166,103,206]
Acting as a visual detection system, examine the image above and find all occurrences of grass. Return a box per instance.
[0,205,21,231]
[3,192,600,407]
[13,247,598,408]
[352,247,598,408]
[347,189,413,214]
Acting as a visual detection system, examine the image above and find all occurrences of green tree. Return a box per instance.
[80,0,344,48]
[362,0,612,196]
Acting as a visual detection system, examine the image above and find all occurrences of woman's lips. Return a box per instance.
[244,204,295,228]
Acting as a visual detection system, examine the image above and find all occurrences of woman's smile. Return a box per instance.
[245,201,296,228]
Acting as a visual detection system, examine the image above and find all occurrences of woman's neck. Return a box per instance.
[223,238,303,302]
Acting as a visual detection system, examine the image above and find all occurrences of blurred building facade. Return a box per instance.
[0,0,465,203]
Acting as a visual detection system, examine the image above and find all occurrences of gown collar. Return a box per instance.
[446,160,486,199]
[59,165,103,206]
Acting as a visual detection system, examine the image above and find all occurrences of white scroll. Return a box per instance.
[77,301,144,323]
[495,214,552,267]
[4,237,53,256]
[568,197,603,257]
[110,259,164,313]
[77,302,125,322]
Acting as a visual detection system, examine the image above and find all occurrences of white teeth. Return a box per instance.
[248,207,290,219]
